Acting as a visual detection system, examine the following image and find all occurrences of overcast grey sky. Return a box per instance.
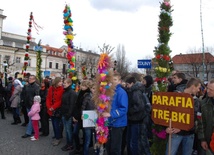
[1,0,214,68]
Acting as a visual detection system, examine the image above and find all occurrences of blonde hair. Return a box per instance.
[81,80,90,88]
[52,77,62,87]
[64,78,72,85]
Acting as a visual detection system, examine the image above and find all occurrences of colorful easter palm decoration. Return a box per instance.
[151,0,173,154]
[35,40,43,83]
[82,66,87,80]
[93,46,115,154]
[63,5,78,90]
[22,12,33,77]
[22,12,42,77]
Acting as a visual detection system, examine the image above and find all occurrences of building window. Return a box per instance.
[56,63,59,69]
[64,53,66,57]
[49,62,52,68]
[16,57,21,63]
[4,55,10,64]
[62,64,66,74]
[56,52,58,56]
[28,59,31,67]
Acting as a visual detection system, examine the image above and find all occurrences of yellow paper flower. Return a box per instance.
[66,34,74,40]
[100,82,107,86]
[72,76,77,80]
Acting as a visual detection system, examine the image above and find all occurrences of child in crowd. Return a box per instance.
[28,96,41,141]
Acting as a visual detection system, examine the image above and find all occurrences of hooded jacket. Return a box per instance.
[127,82,148,123]
[108,84,128,127]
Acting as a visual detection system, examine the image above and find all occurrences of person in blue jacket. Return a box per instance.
[101,72,128,155]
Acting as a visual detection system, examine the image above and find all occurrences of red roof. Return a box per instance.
[42,45,63,53]
[172,53,214,64]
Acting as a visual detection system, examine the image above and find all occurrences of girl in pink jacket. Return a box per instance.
[28,96,41,141]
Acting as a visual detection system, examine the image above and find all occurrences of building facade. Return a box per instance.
[0,9,100,81]
[172,53,214,81]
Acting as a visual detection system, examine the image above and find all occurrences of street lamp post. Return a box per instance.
[200,0,205,81]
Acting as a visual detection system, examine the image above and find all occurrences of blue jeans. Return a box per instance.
[73,122,81,150]
[51,116,62,140]
[165,133,194,155]
[26,108,33,135]
[127,123,151,155]
[62,116,73,145]
[83,128,92,155]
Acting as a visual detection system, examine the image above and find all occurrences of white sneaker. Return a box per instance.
[30,136,34,139]
[31,137,38,141]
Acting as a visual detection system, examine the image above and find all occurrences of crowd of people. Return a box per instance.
[0,70,214,155]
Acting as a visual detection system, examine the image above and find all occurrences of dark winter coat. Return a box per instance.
[197,97,214,144]
[82,93,95,111]
[74,88,91,121]
[40,88,48,108]
[127,82,148,123]
[24,82,40,109]
[174,79,188,92]
[61,86,77,120]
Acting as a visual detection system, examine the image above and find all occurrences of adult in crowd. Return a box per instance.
[142,75,154,103]
[0,78,6,119]
[10,79,23,125]
[126,76,151,155]
[171,72,188,92]
[46,77,64,146]
[5,77,13,111]
[81,80,96,155]
[165,77,201,155]
[20,78,29,126]
[39,80,49,136]
[21,75,40,138]
[198,79,214,154]
[102,72,128,155]
[60,78,77,152]
[73,80,91,153]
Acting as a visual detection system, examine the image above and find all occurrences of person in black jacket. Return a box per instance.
[39,80,49,136]
[0,78,6,119]
[21,75,40,138]
[73,80,91,154]
[20,79,29,126]
[81,81,96,155]
[126,76,151,155]
[61,78,77,152]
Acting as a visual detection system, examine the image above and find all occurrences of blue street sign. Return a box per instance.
[44,71,50,77]
[138,59,152,69]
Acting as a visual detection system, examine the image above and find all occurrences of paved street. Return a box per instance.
[0,111,97,155]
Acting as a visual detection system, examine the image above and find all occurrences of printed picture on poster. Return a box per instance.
[82,110,98,128]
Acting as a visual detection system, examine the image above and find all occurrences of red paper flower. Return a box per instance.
[156,54,161,59]
[210,133,214,152]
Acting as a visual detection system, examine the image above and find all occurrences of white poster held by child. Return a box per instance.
[82,110,98,128]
